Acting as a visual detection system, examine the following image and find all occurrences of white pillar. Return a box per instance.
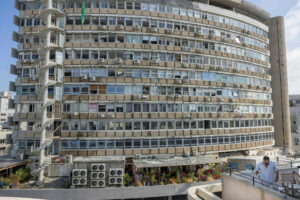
[38,0,52,184]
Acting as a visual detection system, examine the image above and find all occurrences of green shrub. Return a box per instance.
[16,168,31,182]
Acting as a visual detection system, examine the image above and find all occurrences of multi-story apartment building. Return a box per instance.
[10,0,291,183]
[289,95,300,154]
[0,92,15,127]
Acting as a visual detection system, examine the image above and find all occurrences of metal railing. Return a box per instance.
[228,168,300,198]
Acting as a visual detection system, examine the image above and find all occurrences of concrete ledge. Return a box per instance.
[188,182,222,200]
[0,182,214,200]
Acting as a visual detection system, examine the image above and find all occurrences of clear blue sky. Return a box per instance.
[0,0,297,92]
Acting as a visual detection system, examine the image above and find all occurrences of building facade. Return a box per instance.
[289,95,300,154]
[0,92,15,127]
[11,0,288,164]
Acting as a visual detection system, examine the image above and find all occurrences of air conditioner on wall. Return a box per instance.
[117,25,124,30]
[182,63,189,68]
[90,76,96,81]
[109,168,124,177]
[166,29,173,34]
[133,25,141,30]
[81,75,88,80]
[151,60,159,64]
[91,163,106,172]
[151,28,158,33]
[115,58,123,64]
[91,172,105,180]
[72,169,87,177]
[108,113,115,118]
[91,180,105,188]
[195,30,203,36]
[134,60,141,64]
[72,178,87,186]
[175,79,182,84]
[100,25,107,30]
[109,177,123,185]
[184,113,191,118]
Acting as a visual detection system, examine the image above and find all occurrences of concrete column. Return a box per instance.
[267,17,292,154]
[38,0,52,184]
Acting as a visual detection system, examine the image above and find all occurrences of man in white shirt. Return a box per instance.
[255,156,279,184]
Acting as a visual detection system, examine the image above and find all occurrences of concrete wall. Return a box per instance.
[268,17,292,153]
[0,182,205,200]
[222,175,284,200]
[187,183,222,200]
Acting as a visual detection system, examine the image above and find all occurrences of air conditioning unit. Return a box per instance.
[205,97,211,102]
[196,64,203,69]
[182,63,189,68]
[221,37,227,42]
[117,71,124,75]
[108,113,115,118]
[81,75,88,80]
[91,180,105,188]
[209,33,216,38]
[73,112,79,116]
[136,95,142,99]
[117,25,124,30]
[109,177,123,185]
[91,172,105,179]
[184,113,191,118]
[134,60,141,64]
[72,169,87,177]
[182,78,188,83]
[31,77,37,81]
[174,94,181,98]
[165,29,173,34]
[91,163,106,172]
[100,25,107,30]
[210,66,216,71]
[151,28,158,33]
[142,95,148,99]
[72,178,87,186]
[90,76,96,81]
[109,168,124,177]
[175,79,182,84]
[195,30,203,36]
[99,58,105,63]
[133,25,141,30]
[115,58,123,64]
[151,60,159,64]
[182,46,190,52]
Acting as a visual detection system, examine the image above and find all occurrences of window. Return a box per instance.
[89,121,97,130]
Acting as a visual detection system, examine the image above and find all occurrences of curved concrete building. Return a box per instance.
[11,0,290,165]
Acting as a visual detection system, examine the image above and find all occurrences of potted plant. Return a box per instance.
[123,173,132,187]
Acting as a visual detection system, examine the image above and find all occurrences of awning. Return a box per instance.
[133,156,226,169]
[0,160,34,171]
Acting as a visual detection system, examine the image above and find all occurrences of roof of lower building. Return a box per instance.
[133,156,226,168]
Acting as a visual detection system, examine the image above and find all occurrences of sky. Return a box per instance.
[0,0,299,93]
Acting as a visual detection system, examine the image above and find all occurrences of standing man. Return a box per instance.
[255,156,279,184]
